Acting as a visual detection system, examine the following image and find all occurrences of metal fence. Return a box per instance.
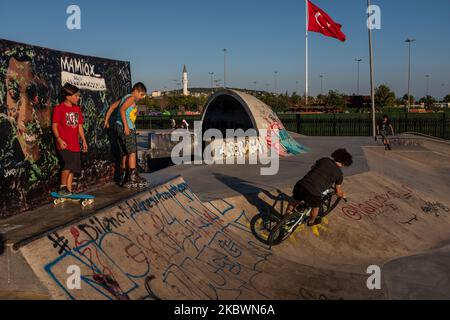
[136,113,450,140]
[135,116,201,130]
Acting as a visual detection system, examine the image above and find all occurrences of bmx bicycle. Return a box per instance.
[267,188,347,246]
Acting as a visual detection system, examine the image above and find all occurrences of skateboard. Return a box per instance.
[51,192,95,207]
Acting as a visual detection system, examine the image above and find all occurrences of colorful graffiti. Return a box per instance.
[0,39,131,217]
[20,177,275,300]
[265,119,309,156]
[340,183,450,224]
[340,185,414,221]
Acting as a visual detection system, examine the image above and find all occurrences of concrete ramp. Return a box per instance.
[11,169,450,300]
[3,135,450,300]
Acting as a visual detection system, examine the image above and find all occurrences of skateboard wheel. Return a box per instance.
[54,199,59,205]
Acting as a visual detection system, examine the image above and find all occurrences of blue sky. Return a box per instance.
[1,0,449,98]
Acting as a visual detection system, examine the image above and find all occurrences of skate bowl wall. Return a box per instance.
[7,154,450,299]
[0,39,132,217]
[201,90,309,157]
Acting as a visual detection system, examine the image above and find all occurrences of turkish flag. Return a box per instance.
[308,0,346,42]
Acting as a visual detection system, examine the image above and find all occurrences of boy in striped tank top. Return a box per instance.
[104,83,148,188]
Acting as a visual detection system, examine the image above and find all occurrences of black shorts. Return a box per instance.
[293,182,322,208]
[115,123,137,156]
[380,129,391,139]
[59,150,81,174]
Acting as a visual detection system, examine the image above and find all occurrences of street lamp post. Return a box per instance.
[253,81,257,93]
[425,74,430,97]
[172,79,178,96]
[367,0,376,138]
[209,72,214,91]
[274,71,278,95]
[355,58,362,95]
[274,71,278,109]
[319,74,324,96]
[223,48,227,88]
[405,38,416,111]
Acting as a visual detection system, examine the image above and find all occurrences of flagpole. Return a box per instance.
[367,0,376,137]
[305,0,309,107]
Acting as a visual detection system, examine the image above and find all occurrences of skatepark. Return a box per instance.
[1,118,450,299]
[1,39,450,301]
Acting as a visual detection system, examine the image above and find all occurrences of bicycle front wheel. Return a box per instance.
[320,196,342,219]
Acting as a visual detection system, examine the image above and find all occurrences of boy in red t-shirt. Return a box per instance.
[52,84,88,195]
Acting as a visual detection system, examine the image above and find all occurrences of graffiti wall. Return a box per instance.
[0,39,132,217]
[19,176,278,300]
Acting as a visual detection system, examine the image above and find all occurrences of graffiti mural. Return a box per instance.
[0,39,132,217]
[19,176,276,300]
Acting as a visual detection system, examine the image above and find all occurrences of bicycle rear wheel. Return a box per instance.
[269,211,308,246]
[250,214,278,245]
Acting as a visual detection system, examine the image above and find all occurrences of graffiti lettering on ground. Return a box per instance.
[341,184,450,225]
[20,177,274,300]
[340,185,414,221]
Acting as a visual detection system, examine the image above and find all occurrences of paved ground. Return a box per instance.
[1,134,450,299]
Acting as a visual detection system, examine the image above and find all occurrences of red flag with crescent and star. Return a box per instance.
[308,0,346,42]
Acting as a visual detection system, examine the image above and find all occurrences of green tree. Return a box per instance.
[402,94,416,105]
[419,95,437,107]
[316,94,325,105]
[443,94,450,103]
[324,90,346,109]
[291,92,301,105]
[375,85,396,108]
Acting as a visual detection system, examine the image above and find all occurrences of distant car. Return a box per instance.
[149,112,163,116]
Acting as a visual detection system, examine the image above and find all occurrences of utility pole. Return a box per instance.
[405,38,416,111]
[368,0,376,137]
[355,58,362,95]
[209,72,214,91]
[223,48,227,88]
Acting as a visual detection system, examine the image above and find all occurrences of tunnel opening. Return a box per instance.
[202,94,256,137]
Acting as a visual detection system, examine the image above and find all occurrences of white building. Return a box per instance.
[182,65,189,96]
[151,91,162,98]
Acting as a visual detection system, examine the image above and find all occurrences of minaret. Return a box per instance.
[182,65,189,96]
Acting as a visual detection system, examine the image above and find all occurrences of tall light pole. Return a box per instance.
[425,74,430,97]
[368,0,376,138]
[355,58,362,95]
[172,79,178,95]
[253,81,257,93]
[223,48,227,88]
[274,71,278,109]
[296,81,299,94]
[274,71,278,94]
[209,72,214,90]
[405,38,415,111]
[319,74,324,96]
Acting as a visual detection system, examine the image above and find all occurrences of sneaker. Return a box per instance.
[58,186,73,197]
[123,169,139,188]
[307,217,322,227]
[136,173,148,187]
[118,169,128,187]
[387,145,392,151]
